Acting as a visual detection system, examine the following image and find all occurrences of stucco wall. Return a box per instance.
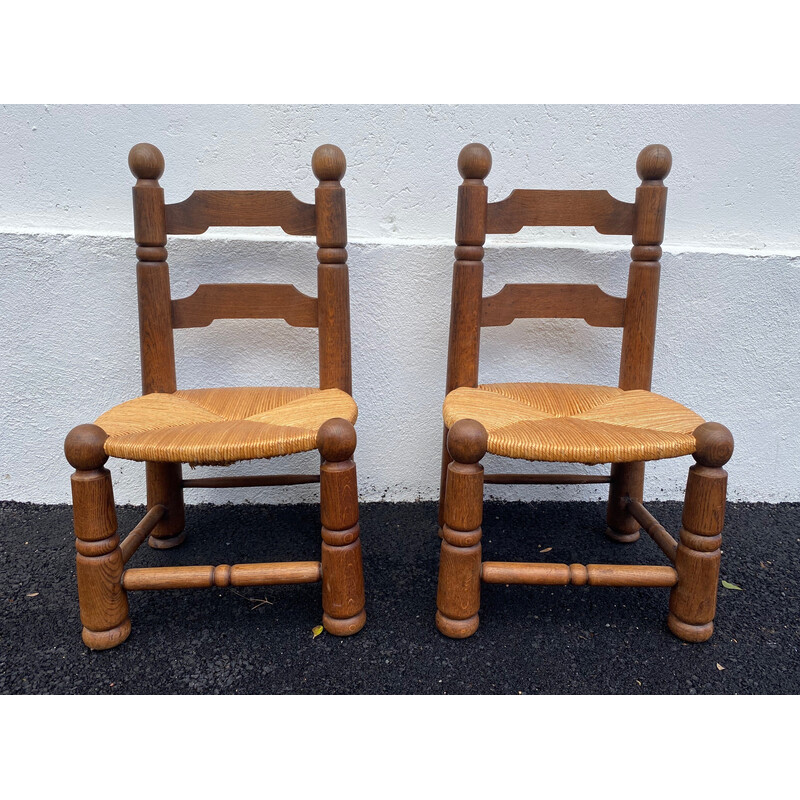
[1,104,798,504]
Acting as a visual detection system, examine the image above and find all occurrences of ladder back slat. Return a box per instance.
[171,283,318,329]
[165,190,316,235]
[481,283,626,328]
[487,189,635,235]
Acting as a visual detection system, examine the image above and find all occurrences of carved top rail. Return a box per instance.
[165,191,317,236]
[486,190,635,235]
[481,283,626,328]
[171,283,319,329]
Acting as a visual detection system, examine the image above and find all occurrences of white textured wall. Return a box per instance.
[1,105,798,504]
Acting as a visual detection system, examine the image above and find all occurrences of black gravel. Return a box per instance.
[1,500,797,694]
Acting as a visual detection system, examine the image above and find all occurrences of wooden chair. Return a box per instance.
[64,143,365,650]
[436,143,734,642]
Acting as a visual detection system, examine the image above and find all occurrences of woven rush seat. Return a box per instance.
[443,382,704,465]
[95,387,358,465]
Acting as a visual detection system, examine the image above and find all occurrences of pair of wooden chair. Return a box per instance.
[65,142,732,650]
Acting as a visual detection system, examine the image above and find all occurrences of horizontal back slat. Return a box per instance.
[481,283,626,328]
[487,189,635,235]
[165,191,316,235]
[171,283,318,329]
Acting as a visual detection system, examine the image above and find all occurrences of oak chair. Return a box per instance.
[65,143,365,650]
[436,143,734,642]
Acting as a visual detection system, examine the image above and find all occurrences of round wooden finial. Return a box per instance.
[312,144,346,181]
[317,417,357,462]
[65,424,109,470]
[693,422,734,468]
[458,143,492,180]
[447,418,488,464]
[128,143,165,180]
[636,144,672,181]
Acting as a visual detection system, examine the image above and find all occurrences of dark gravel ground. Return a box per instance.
[1,499,797,694]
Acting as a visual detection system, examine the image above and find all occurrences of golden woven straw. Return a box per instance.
[443,382,704,464]
[95,387,357,465]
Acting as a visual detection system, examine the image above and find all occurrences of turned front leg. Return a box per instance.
[436,419,486,638]
[318,418,365,636]
[668,422,734,643]
[65,424,131,650]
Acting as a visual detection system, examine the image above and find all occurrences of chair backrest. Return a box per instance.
[128,143,352,396]
[445,142,671,395]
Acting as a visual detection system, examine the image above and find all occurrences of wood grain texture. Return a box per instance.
[132,183,167,247]
[668,469,726,641]
[618,260,661,391]
[130,149,185,552]
[481,562,677,587]
[165,190,316,235]
[668,423,733,642]
[146,462,185,549]
[320,460,359,532]
[481,283,626,328]
[439,148,490,528]
[436,419,486,638]
[606,461,645,542]
[627,500,678,562]
[314,149,352,395]
[318,418,365,636]
[443,463,485,534]
[487,189,635,235]
[137,261,177,394]
[320,539,364,632]
[436,541,482,635]
[607,151,669,543]
[131,149,176,396]
[484,472,611,484]
[447,246,485,390]
[171,283,318,329]
[70,464,131,650]
[317,262,352,393]
[122,561,322,590]
[120,504,165,564]
[136,251,176,396]
[182,473,319,488]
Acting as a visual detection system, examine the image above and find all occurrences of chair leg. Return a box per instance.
[606,461,644,542]
[437,424,450,537]
[318,418,365,636]
[436,419,487,638]
[65,424,131,650]
[146,462,186,549]
[668,423,734,643]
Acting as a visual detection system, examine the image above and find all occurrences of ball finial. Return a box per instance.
[458,143,492,180]
[636,144,672,181]
[693,422,734,468]
[128,143,165,181]
[447,418,488,463]
[312,144,346,181]
[65,424,109,470]
[317,418,357,462]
